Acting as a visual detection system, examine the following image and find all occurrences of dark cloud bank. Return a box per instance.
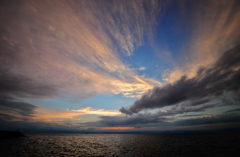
[94,113,240,129]
[0,96,38,117]
[120,44,240,115]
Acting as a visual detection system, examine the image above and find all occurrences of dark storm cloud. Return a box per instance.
[0,70,58,98]
[182,98,211,107]
[98,113,166,126]
[133,113,240,129]
[173,113,240,126]
[83,104,217,127]
[225,108,240,113]
[0,96,38,117]
[120,44,240,115]
[162,104,218,116]
[0,118,82,133]
[81,112,166,127]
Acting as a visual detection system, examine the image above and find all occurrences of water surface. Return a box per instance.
[0,132,239,156]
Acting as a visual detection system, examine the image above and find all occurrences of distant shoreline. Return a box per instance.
[21,129,240,135]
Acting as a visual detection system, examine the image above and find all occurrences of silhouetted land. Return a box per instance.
[0,130,26,140]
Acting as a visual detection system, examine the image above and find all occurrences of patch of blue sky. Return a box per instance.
[78,94,136,110]
[122,2,196,83]
[22,92,136,112]
[127,42,164,79]
[153,1,194,61]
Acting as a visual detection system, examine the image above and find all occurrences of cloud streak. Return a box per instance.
[0,96,38,117]
[139,67,146,71]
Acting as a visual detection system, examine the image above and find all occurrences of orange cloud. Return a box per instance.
[71,107,121,116]
[202,115,215,118]
[99,127,134,131]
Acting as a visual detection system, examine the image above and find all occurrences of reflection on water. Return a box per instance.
[0,132,239,156]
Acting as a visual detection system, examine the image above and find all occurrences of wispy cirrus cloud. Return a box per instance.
[162,0,240,83]
[0,0,164,101]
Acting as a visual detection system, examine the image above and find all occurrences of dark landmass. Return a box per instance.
[0,130,26,140]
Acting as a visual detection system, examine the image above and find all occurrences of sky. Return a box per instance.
[0,0,240,133]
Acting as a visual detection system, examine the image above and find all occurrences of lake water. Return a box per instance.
[0,132,239,156]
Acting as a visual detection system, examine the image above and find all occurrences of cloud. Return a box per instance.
[84,103,218,127]
[0,112,27,122]
[81,114,162,127]
[0,104,121,123]
[139,67,146,71]
[0,0,163,101]
[0,67,59,99]
[225,108,240,113]
[120,44,240,115]
[71,107,121,116]
[98,113,165,126]
[162,0,240,83]
[173,113,240,126]
[0,96,38,117]
[139,113,240,130]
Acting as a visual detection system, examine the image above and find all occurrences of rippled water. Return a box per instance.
[0,132,239,156]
